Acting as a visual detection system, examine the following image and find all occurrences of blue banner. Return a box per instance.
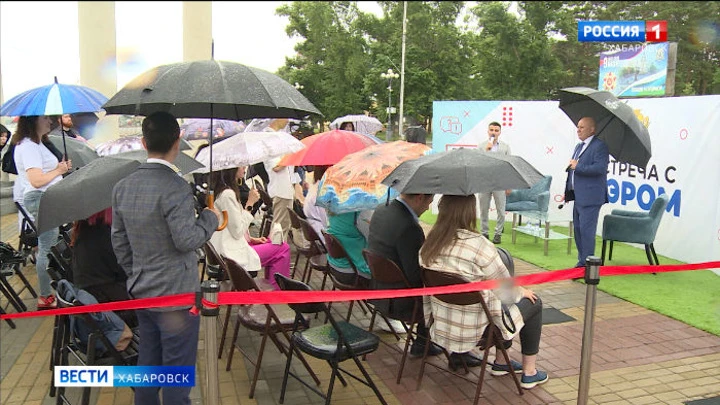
[598,42,669,97]
[578,21,645,42]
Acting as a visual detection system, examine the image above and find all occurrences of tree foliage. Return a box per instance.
[274,1,720,126]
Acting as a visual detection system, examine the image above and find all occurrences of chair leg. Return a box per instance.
[350,352,389,405]
[291,253,301,279]
[609,240,614,261]
[601,240,607,265]
[396,322,416,384]
[12,263,37,298]
[225,315,242,371]
[650,243,659,265]
[644,244,654,265]
[279,338,295,404]
[415,333,434,390]
[493,340,523,396]
[325,361,339,405]
[249,326,271,398]
[218,305,233,359]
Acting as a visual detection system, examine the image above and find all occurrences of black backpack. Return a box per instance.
[1,143,17,174]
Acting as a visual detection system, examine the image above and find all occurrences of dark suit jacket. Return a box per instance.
[367,199,424,319]
[112,163,218,305]
[565,137,610,207]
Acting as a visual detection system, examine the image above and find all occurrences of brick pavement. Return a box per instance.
[1,212,719,404]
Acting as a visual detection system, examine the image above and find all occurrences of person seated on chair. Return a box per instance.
[419,194,548,389]
[72,207,138,328]
[209,166,291,290]
[326,208,373,285]
[367,192,443,356]
[303,165,330,238]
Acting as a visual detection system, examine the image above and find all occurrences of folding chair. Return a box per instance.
[274,273,388,405]
[255,181,274,238]
[362,249,422,382]
[209,241,274,359]
[48,239,74,282]
[222,257,320,398]
[0,241,37,313]
[286,207,316,279]
[321,230,370,321]
[417,267,523,403]
[14,202,38,265]
[201,241,229,282]
[296,216,331,290]
[49,279,139,405]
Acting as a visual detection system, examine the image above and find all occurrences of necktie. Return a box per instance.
[570,142,584,190]
[572,142,584,160]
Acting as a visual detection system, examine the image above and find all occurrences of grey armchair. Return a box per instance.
[601,193,669,265]
[505,175,552,213]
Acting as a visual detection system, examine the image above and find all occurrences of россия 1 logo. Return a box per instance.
[578,21,667,43]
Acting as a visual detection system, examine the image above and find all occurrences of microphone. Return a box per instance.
[558,203,565,209]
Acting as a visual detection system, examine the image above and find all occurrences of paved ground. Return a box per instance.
[1,212,719,405]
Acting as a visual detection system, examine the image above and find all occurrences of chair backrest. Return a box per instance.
[297,216,325,253]
[649,193,670,225]
[287,207,303,230]
[421,267,484,306]
[274,273,326,314]
[223,256,260,293]
[203,241,225,268]
[507,175,552,211]
[322,230,351,262]
[49,239,74,282]
[362,249,411,288]
[15,202,38,234]
[496,247,514,277]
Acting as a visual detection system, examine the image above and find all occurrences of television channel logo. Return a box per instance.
[578,21,667,42]
[55,366,195,387]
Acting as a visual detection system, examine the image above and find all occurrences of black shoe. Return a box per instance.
[492,234,502,244]
[448,352,484,371]
[410,341,443,357]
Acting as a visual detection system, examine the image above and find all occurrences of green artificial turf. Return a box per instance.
[419,211,720,336]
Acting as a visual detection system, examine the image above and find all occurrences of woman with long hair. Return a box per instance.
[71,208,137,327]
[420,194,547,389]
[12,115,71,309]
[208,166,291,289]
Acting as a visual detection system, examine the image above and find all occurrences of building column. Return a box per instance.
[183,2,212,61]
[78,1,118,143]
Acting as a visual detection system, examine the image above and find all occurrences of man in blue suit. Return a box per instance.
[112,112,221,405]
[566,117,609,268]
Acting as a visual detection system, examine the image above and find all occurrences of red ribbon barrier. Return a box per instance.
[2,261,718,321]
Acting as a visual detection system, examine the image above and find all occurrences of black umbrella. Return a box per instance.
[102,60,321,120]
[381,148,545,196]
[102,59,322,231]
[112,149,204,174]
[46,135,99,169]
[558,87,652,168]
[36,156,141,234]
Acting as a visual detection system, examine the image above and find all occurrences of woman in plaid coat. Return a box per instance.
[420,194,548,389]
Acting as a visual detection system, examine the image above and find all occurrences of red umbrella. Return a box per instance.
[278,129,376,166]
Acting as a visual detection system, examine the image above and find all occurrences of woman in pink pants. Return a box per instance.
[209,166,290,289]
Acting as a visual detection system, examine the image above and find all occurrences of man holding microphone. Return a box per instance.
[478,121,511,244]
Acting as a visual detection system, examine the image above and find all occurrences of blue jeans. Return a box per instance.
[134,309,200,405]
[24,190,57,297]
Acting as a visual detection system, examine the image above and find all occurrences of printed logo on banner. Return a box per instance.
[55,366,195,387]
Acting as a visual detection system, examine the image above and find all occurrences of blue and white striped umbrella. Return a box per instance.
[0,77,108,117]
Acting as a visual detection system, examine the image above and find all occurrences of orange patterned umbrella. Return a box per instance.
[316,141,431,214]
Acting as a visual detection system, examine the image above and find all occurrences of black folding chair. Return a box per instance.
[274,273,388,405]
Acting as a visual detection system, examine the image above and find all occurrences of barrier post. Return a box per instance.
[577,256,600,405]
[201,280,220,405]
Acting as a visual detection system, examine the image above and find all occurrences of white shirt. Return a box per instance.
[14,138,61,194]
[263,157,298,200]
[209,189,262,272]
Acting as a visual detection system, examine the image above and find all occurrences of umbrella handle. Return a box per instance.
[206,192,228,231]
